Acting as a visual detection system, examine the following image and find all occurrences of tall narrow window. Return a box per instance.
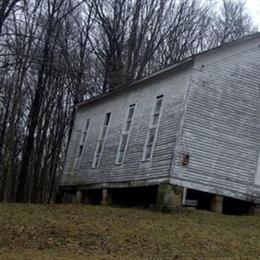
[93,112,111,167]
[143,95,163,161]
[116,104,136,164]
[74,119,91,170]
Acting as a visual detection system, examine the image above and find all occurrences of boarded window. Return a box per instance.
[116,104,136,164]
[143,95,163,161]
[93,112,111,167]
[73,119,91,170]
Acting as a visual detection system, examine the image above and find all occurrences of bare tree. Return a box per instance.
[91,0,255,92]
[209,0,256,46]
[0,0,23,35]
[15,0,87,202]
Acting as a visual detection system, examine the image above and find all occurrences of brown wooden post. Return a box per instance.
[75,190,82,204]
[156,184,183,211]
[101,189,112,206]
[210,195,223,213]
[251,205,260,215]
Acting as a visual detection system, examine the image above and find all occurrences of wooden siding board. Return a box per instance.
[62,36,260,204]
[171,44,260,202]
[256,151,260,186]
[61,69,191,186]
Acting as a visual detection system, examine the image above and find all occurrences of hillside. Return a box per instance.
[0,204,260,259]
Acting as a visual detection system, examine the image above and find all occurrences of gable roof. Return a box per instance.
[77,32,260,109]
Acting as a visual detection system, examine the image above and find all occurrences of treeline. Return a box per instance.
[0,0,256,203]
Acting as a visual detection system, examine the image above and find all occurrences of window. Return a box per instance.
[143,95,163,161]
[73,119,91,170]
[116,104,136,164]
[93,112,111,167]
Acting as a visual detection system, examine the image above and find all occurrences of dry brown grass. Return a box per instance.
[0,204,260,259]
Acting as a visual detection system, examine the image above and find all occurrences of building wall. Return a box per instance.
[61,67,192,187]
[171,40,260,203]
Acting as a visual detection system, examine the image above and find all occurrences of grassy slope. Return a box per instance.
[0,204,260,259]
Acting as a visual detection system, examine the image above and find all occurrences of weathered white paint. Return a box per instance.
[61,33,260,204]
[255,151,260,186]
[171,34,260,203]
[62,65,192,186]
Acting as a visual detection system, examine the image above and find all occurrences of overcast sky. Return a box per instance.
[246,0,260,29]
[207,0,260,29]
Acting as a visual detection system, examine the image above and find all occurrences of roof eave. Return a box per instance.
[77,56,194,109]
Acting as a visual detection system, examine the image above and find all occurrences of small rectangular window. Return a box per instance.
[93,112,111,167]
[154,99,163,114]
[128,106,135,120]
[74,119,91,170]
[143,95,163,161]
[116,104,136,164]
[104,113,111,126]
[78,145,84,157]
[152,113,159,126]
[101,127,107,140]
[120,134,128,150]
[147,128,156,146]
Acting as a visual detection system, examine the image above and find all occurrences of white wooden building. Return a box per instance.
[60,33,260,213]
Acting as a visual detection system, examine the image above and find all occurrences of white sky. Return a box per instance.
[246,0,260,29]
[206,0,260,30]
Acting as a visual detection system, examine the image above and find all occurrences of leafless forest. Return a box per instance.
[0,0,256,203]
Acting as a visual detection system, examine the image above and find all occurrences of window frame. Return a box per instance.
[92,112,111,168]
[73,118,91,171]
[115,104,136,165]
[142,95,164,162]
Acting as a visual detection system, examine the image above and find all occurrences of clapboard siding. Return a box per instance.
[171,42,260,202]
[61,33,260,204]
[61,68,191,185]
